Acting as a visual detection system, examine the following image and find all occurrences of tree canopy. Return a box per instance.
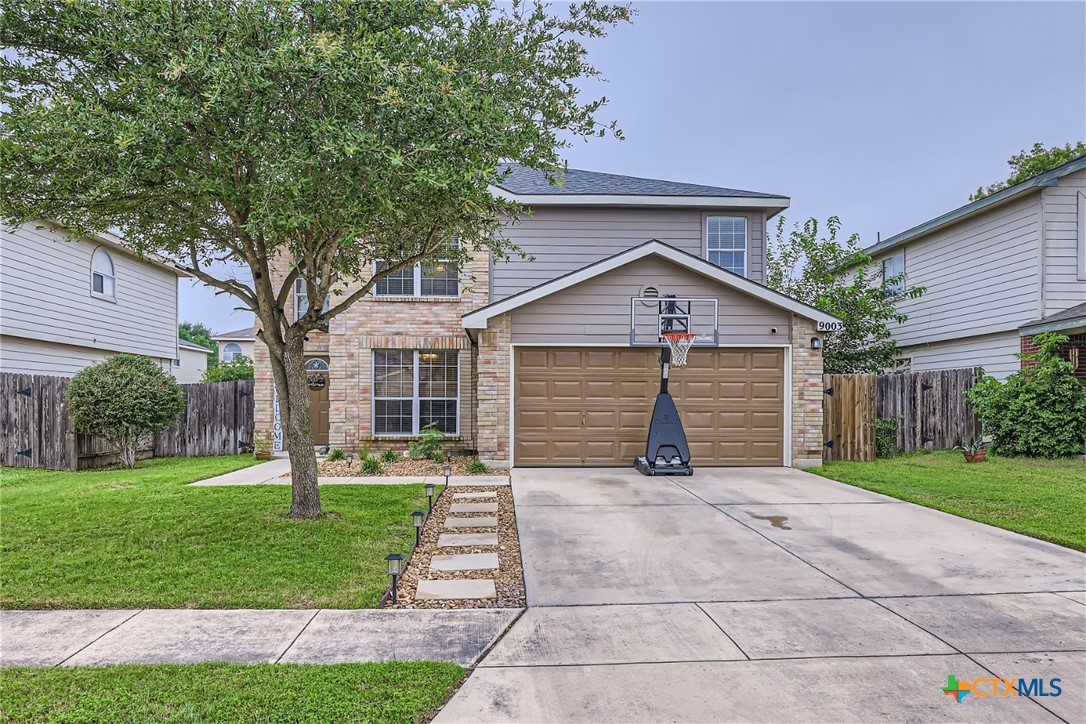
[970,141,1086,200]
[765,216,924,374]
[1,0,631,517]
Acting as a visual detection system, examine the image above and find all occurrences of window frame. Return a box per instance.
[222,342,243,362]
[882,251,905,296]
[374,241,460,298]
[90,247,116,300]
[372,349,460,437]
[704,215,748,277]
[294,277,331,319]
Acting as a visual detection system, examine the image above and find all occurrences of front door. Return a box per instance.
[305,357,331,446]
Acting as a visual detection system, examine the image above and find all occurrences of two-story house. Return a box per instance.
[253,166,840,468]
[0,221,185,377]
[211,326,256,363]
[865,155,1086,380]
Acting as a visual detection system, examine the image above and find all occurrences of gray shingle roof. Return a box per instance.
[1020,302,1086,333]
[178,337,213,353]
[495,164,787,199]
[212,326,255,340]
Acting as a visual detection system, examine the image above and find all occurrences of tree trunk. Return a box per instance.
[280,335,323,519]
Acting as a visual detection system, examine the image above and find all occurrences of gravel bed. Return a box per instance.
[387,485,525,609]
[317,454,496,478]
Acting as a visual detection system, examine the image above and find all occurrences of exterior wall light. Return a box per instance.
[385,552,404,604]
[811,337,823,350]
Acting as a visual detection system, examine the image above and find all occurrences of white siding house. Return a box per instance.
[865,157,1086,380]
[211,326,255,362]
[0,221,183,376]
[172,338,213,383]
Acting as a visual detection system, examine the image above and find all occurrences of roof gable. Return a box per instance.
[462,240,840,330]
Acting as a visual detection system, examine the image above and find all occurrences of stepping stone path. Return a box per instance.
[415,480,509,603]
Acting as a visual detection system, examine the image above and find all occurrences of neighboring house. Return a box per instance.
[253,165,840,468]
[211,326,255,362]
[0,221,184,377]
[172,338,213,384]
[863,156,1086,380]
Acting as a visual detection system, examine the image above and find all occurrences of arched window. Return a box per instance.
[305,359,329,372]
[222,342,242,362]
[91,248,115,297]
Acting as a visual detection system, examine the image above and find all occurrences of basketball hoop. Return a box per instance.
[662,332,697,367]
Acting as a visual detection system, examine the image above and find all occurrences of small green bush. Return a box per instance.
[874,418,898,458]
[68,354,185,468]
[465,459,489,474]
[967,332,1086,458]
[202,355,254,382]
[409,422,446,461]
[361,456,383,475]
[380,449,398,463]
[326,448,345,462]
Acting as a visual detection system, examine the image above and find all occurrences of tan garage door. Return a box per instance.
[514,347,785,467]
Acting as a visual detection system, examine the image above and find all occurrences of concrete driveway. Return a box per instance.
[437,467,1086,723]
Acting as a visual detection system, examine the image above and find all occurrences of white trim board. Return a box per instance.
[463,240,841,330]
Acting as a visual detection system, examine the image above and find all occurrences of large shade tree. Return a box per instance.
[1,0,631,518]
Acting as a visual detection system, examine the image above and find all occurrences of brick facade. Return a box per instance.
[1020,332,1086,381]
[790,315,825,468]
[253,248,490,454]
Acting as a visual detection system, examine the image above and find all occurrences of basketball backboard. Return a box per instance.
[629,295,719,346]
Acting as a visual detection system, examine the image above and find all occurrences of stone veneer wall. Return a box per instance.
[474,313,511,467]
[790,314,824,468]
[252,248,490,453]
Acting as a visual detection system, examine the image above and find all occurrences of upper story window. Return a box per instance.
[91,247,116,298]
[882,251,905,295]
[375,241,460,298]
[706,216,747,276]
[222,342,242,362]
[294,278,330,319]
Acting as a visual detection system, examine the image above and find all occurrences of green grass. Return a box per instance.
[813,450,1086,550]
[0,456,427,609]
[0,662,465,723]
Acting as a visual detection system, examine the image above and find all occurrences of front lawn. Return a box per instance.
[0,662,464,724]
[814,451,1086,550]
[0,456,427,609]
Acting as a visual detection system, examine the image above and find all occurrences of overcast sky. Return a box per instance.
[180,0,1086,333]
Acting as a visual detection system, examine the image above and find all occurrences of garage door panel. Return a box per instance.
[514,347,784,466]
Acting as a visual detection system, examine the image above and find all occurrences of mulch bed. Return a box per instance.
[316,454,500,478]
[386,484,525,609]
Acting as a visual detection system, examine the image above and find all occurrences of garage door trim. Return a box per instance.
[510,343,793,467]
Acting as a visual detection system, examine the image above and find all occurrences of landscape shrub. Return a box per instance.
[465,459,489,474]
[202,355,254,382]
[967,333,1086,457]
[380,449,398,464]
[409,422,445,462]
[326,448,345,462]
[68,354,184,468]
[361,455,383,475]
[874,418,899,458]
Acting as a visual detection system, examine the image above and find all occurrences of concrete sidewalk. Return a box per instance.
[1,608,520,668]
[189,458,509,487]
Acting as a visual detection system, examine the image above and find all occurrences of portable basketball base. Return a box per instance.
[633,296,705,477]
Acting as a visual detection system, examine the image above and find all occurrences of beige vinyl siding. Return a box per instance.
[1041,168,1086,315]
[0,222,179,360]
[886,194,1041,348]
[172,347,209,383]
[493,207,767,301]
[217,339,255,360]
[0,335,171,377]
[900,331,1020,381]
[510,255,790,345]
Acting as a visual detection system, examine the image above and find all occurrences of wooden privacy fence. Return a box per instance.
[824,368,981,462]
[1,372,254,470]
